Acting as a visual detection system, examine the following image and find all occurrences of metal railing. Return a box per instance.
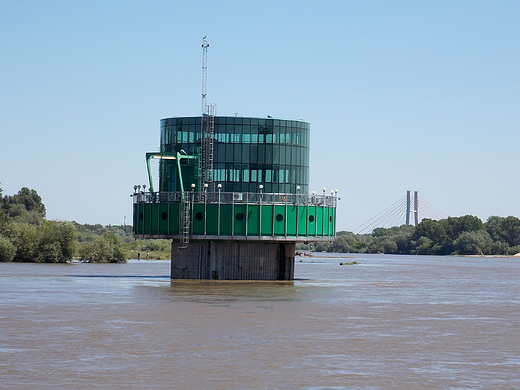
[132,191,338,208]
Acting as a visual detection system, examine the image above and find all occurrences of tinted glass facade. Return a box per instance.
[159,116,310,194]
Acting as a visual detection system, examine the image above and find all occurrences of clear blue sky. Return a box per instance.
[1,1,519,232]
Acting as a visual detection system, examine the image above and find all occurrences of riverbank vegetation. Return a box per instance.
[1,186,519,261]
[0,186,170,263]
[309,214,520,256]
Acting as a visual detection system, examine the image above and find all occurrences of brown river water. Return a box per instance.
[1,254,519,389]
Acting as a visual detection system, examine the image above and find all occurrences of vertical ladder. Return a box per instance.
[206,104,216,194]
[179,193,191,249]
[201,104,216,195]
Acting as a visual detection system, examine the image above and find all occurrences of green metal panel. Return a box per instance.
[151,203,160,235]
[233,204,247,236]
[158,203,170,235]
[307,206,317,236]
[142,203,151,235]
[133,204,139,232]
[191,203,204,235]
[297,205,308,236]
[219,204,233,236]
[315,206,321,236]
[323,206,329,237]
[141,204,145,234]
[286,205,297,236]
[169,203,180,234]
[261,205,273,236]
[328,207,335,236]
[133,204,138,232]
[273,205,286,236]
[332,208,336,235]
[135,204,140,233]
[246,205,259,236]
[205,204,218,236]
[142,203,150,234]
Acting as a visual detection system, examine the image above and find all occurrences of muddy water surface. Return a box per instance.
[1,254,519,389]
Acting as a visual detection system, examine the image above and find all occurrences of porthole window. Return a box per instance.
[236,213,244,221]
[276,214,284,222]
[195,212,203,221]
[309,215,315,223]
[161,212,168,220]
[139,212,143,220]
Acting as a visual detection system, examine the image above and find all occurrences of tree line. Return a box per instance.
[0,186,127,262]
[311,214,520,256]
[2,185,519,261]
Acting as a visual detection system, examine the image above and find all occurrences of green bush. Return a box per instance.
[0,235,16,262]
[0,220,77,262]
[2,221,41,262]
[79,231,126,263]
[126,239,170,252]
[508,245,520,256]
[37,221,77,263]
[453,230,492,255]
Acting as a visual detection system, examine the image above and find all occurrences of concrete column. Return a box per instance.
[171,241,296,280]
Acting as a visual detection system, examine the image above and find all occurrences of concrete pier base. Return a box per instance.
[171,241,295,280]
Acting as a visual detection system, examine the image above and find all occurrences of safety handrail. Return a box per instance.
[132,191,338,207]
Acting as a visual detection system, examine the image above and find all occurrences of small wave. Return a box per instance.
[68,275,170,279]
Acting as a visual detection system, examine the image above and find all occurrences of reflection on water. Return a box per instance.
[1,255,519,389]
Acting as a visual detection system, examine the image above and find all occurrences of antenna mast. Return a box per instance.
[201,36,209,115]
[200,36,215,192]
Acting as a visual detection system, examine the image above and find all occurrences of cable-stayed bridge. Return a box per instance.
[354,191,448,234]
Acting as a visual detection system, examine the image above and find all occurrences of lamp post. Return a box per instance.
[295,186,301,237]
[258,185,264,237]
[190,184,196,228]
[217,184,222,236]
[333,189,338,233]
[203,183,208,235]
[320,188,326,236]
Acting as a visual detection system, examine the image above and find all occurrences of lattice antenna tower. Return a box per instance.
[201,36,209,115]
[200,36,215,192]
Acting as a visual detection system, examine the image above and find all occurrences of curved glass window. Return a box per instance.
[159,116,310,194]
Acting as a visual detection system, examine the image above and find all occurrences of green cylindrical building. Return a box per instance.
[133,115,337,280]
